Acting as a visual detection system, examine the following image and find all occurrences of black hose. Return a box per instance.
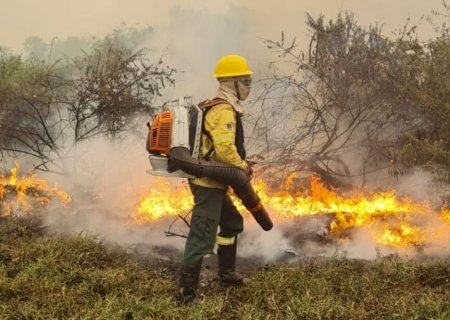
[169,146,273,231]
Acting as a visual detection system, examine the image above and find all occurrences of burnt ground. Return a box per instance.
[123,214,339,290]
[126,243,270,285]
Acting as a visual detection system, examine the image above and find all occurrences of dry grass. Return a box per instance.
[0,215,449,320]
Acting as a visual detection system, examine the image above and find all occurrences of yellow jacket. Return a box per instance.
[190,101,248,189]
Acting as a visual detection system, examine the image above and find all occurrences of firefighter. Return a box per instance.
[178,54,253,303]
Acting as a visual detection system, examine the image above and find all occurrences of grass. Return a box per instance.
[0,215,449,320]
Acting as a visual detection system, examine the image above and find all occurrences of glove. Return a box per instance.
[245,160,255,178]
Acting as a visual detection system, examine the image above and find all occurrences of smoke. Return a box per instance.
[16,133,450,263]
[36,130,186,252]
[146,5,268,101]
[239,221,293,263]
[24,98,450,264]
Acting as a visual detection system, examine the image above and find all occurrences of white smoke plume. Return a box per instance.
[40,134,185,249]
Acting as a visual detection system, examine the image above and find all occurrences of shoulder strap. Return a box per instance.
[198,97,229,110]
[198,98,231,140]
[197,98,232,160]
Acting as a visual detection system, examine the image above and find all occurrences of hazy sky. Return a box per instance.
[0,0,445,97]
[0,0,443,51]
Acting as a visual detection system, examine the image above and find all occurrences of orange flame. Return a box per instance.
[440,206,450,222]
[136,175,450,248]
[0,162,71,215]
[136,178,193,222]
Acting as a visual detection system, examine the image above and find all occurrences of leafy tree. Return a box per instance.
[65,33,174,142]
[0,28,174,174]
[392,4,450,185]
[23,36,48,60]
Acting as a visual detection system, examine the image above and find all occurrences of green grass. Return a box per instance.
[0,215,449,320]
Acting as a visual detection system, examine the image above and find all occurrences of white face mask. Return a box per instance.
[218,78,252,101]
[237,79,252,101]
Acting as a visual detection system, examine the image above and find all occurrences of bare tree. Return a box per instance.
[0,53,64,172]
[246,13,420,187]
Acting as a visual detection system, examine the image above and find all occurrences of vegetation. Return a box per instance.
[0,27,175,174]
[249,3,450,190]
[0,215,448,320]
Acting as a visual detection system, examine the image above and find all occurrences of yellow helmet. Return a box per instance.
[213,54,253,78]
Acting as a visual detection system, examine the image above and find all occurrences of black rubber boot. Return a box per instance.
[217,239,245,287]
[178,260,202,304]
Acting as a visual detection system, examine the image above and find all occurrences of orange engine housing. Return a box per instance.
[146,110,173,155]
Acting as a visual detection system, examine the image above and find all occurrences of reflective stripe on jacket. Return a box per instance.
[190,102,248,189]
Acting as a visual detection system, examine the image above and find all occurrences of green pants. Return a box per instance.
[183,183,244,267]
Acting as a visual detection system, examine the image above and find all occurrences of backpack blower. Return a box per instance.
[146,97,273,231]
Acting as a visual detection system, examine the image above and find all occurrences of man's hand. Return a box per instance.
[245,160,256,178]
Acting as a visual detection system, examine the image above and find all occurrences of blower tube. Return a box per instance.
[169,146,273,231]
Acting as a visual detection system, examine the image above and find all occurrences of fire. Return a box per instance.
[440,206,450,222]
[0,162,71,215]
[136,174,450,248]
[136,178,193,222]
[376,224,425,247]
